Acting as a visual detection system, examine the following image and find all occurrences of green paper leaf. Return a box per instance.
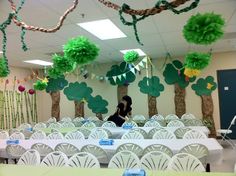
[87,95,109,114]
[191,76,217,96]
[63,82,93,101]
[46,76,68,93]
[0,58,9,78]
[138,76,164,97]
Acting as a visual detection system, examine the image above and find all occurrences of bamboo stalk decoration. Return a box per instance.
[24,91,30,123]
[0,91,4,129]
[7,90,11,129]
[15,93,20,127]
[34,93,38,123]
[12,77,17,128]
[27,92,34,123]
[20,93,24,124]
[9,90,14,128]
[3,91,7,129]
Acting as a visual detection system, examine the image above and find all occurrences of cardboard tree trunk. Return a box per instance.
[117,85,128,103]
[174,83,186,118]
[50,91,60,121]
[201,95,216,138]
[74,101,84,117]
[96,113,103,121]
[148,95,158,117]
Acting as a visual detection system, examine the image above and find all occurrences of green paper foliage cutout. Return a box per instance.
[123,51,139,63]
[88,95,108,114]
[63,36,99,65]
[52,54,74,73]
[63,82,93,101]
[138,76,164,97]
[163,60,196,88]
[46,76,68,93]
[0,58,9,77]
[185,52,211,70]
[183,12,225,45]
[191,76,217,96]
[33,80,48,91]
[106,62,136,86]
[47,67,63,79]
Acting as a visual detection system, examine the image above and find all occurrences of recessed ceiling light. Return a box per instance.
[120,49,146,56]
[0,51,3,54]
[24,60,53,66]
[77,19,127,40]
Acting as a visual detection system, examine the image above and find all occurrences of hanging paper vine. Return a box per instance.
[98,0,200,45]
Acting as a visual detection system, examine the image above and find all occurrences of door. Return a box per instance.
[217,69,236,139]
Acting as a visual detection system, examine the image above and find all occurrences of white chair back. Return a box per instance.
[116,143,143,157]
[68,152,100,168]
[88,129,108,139]
[167,120,185,127]
[122,121,138,127]
[82,121,96,128]
[121,130,144,140]
[143,144,173,157]
[77,128,91,138]
[102,121,116,127]
[181,113,196,119]
[108,151,140,169]
[48,122,62,129]
[144,120,162,127]
[55,143,79,157]
[6,145,27,158]
[165,114,179,121]
[34,122,47,130]
[41,151,68,167]
[151,114,164,120]
[17,149,40,165]
[18,123,31,130]
[46,117,57,123]
[148,127,163,139]
[0,130,9,139]
[61,122,75,128]
[47,132,64,140]
[130,128,148,139]
[65,131,85,140]
[10,132,25,140]
[183,129,207,139]
[132,115,146,121]
[30,130,47,140]
[31,143,53,157]
[152,129,176,139]
[174,127,191,139]
[60,117,72,122]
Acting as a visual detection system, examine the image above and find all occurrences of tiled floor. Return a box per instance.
[211,140,236,172]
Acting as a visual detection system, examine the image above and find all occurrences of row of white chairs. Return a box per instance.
[17,149,206,172]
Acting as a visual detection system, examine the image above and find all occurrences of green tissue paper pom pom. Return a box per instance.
[52,54,74,73]
[183,12,225,45]
[48,67,63,79]
[63,36,99,65]
[0,58,10,77]
[123,51,139,63]
[33,80,48,91]
[185,52,211,70]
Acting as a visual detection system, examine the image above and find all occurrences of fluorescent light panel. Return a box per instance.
[0,51,3,54]
[77,19,127,40]
[24,60,53,66]
[120,49,146,56]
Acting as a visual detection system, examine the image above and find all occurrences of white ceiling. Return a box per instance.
[0,0,236,68]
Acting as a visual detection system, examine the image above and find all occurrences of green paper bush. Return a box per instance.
[46,76,68,93]
[163,60,196,88]
[88,95,108,114]
[138,76,164,97]
[0,58,9,77]
[52,54,74,73]
[33,80,48,91]
[63,82,93,101]
[183,12,225,45]
[185,52,211,70]
[123,51,139,63]
[63,36,99,65]
[48,67,63,79]
[191,76,217,96]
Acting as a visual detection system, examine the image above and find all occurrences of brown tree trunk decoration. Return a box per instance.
[174,83,186,118]
[96,113,103,121]
[148,95,158,117]
[117,85,128,103]
[50,91,60,121]
[201,95,216,138]
[74,101,84,117]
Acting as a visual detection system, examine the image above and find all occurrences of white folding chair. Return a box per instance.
[40,151,68,167]
[47,132,64,140]
[141,151,171,171]
[6,145,27,160]
[102,121,116,127]
[122,121,138,127]
[82,121,96,128]
[181,113,196,120]
[152,129,176,139]
[46,117,57,123]
[217,115,236,148]
[151,114,165,120]
[144,120,162,127]
[60,117,72,122]
[132,115,146,121]
[130,128,148,139]
[174,127,191,139]
[30,130,47,140]
[33,122,47,130]
[61,122,75,128]
[77,128,91,138]
[143,144,173,157]
[108,151,140,169]
[48,122,62,129]
[165,114,179,121]
[148,127,163,139]
[121,130,144,139]
[68,152,100,168]
[17,123,31,130]
[65,131,85,140]
[31,143,54,158]
[17,149,40,165]
[167,120,185,127]
[167,153,205,172]
[116,143,143,158]
[183,129,207,139]
[54,143,79,157]
[10,132,25,140]
[0,130,9,139]
[88,128,108,139]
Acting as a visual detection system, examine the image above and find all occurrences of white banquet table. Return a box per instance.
[0,138,222,164]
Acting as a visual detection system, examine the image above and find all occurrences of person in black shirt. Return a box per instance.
[108,95,132,127]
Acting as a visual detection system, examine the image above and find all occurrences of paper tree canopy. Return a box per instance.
[163,60,196,88]
[191,76,217,96]
[138,76,164,97]
[106,62,136,86]
[0,58,9,78]
[46,76,68,93]
[88,95,109,114]
[63,82,93,101]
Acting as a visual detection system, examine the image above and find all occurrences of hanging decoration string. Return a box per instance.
[99,0,200,45]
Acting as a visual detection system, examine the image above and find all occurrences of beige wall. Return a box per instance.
[2,51,236,130]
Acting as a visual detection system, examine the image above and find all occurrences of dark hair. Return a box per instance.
[122,95,132,106]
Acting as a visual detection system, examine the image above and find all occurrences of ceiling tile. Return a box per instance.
[160,31,187,45]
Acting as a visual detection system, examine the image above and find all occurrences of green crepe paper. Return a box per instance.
[183,12,225,45]
[46,76,68,93]
[63,82,93,101]
[0,58,9,77]
[138,76,164,97]
[185,52,211,70]
[191,76,217,96]
[123,51,139,63]
[163,60,196,89]
[87,95,108,114]
[48,67,63,79]
[63,36,99,65]
[33,80,48,91]
[52,54,74,73]
[106,62,136,86]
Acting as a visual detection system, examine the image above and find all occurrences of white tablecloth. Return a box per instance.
[0,138,222,164]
